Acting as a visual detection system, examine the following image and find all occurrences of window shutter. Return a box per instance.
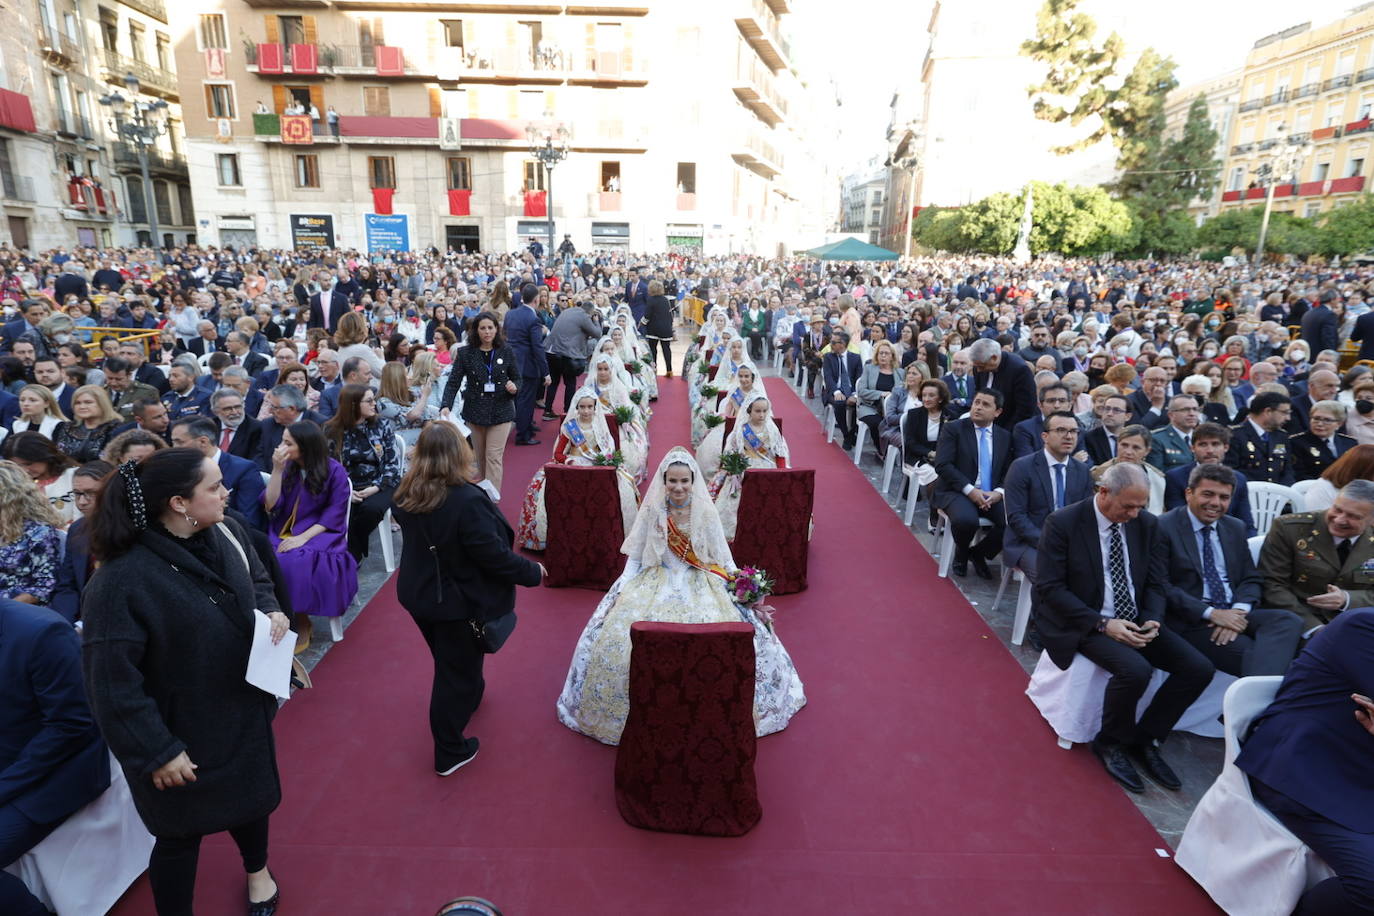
[264,15,280,44]
[429,86,442,118]
[463,20,475,48]
[302,16,317,45]
[272,85,287,115]
[309,85,325,114]
[545,89,556,114]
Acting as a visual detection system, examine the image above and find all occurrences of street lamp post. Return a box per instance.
[99,73,169,250]
[1254,124,1313,263]
[525,111,569,261]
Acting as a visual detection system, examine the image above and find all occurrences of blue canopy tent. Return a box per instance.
[804,238,900,261]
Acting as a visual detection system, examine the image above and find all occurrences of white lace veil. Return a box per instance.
[621,446,735,571]
[720,364,769,408]
[564,385,616,455]
[726,392,788,460]
[589,351,634,407]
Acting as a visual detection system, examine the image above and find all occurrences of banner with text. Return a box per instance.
[364,213,409,252]
[290,213,335,248]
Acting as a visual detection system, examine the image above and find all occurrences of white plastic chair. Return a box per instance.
[370,432,406,576]
[1248,482,1302,538]
[1290,478,1319,507]
[1248,534,1265,566]
[934,511,993,578]
[1175,677,1334,915]
[991,565,1035,646]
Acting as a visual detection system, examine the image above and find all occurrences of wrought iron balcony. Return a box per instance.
[103,49,178,99]
[119,0,167,23]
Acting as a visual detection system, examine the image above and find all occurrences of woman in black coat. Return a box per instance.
[391,423,543,775]
[439,311,521,492]
[902,377,953,467]
[82,449,291,916]
[640,280,676,376]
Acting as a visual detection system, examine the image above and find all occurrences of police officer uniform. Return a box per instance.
[1288,430,1356,482]
[1259,511,1374,631]
[162,387,211,421]
[1227,420,1294,485]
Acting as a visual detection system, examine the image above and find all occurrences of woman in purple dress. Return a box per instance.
[263,420,358,654]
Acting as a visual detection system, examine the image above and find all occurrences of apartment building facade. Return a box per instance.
[839,159,886,245]
[1218,9,1374,218]
[173,0,829,255]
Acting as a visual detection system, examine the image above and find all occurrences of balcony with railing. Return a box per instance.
[1345,118,1374,137]
[103,49,178,99]
[733,51,787,126]
[119,0,167,23]
[1322,73,1353,91]
[37,24,80,66]
[736,0,790,72]
[1359,67,1374,84]
[1,174,35,202]
[1266,88,1290,106]
[1312,125,1342,141]
[1231,142,1255,155]
[111,141,188,175]
[53,110,94,139]
[1294,82,1321,100]
[732,129,783,177]
[1239,98,1264,113]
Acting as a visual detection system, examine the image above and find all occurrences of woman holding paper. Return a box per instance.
[82,448,289,916]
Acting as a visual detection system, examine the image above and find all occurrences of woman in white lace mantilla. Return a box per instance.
[556,448,806,745]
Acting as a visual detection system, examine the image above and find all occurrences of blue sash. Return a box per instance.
[563,419,586,447]
[731,387,745,406]
[742,423,763,451]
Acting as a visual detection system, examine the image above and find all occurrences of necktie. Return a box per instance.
[978,427,992,492]
[1320,439,1335,463]
[1183,433,1191,449]
[1261,431,1270,445]
[220,427,233,451]
[1337,538,1352,567]
[957,376,966,400]
[1108,523,1138,621]
[1107,433,1117,458]
[1200,525,1229,608]
[1053,463,1065,509]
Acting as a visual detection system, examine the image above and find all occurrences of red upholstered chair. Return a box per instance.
[722,416,783,439]
[615,622,761,837]
[543,465,626,589]
[730,468,814,594]
[602,414,622,450]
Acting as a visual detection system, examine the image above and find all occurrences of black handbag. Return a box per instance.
[419,512,518,654]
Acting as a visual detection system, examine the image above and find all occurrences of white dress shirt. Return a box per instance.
[1187,509,1250,617]
[1093,499,1134,618]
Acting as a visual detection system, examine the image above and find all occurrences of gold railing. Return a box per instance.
[82,326,161,357]
[681,296,707,326]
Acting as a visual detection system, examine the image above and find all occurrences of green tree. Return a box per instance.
[1028,182,1134,256]
[1197,206,1321,258]
[911,206,971,253]
[1115,95,1218,256]
[1317,194,1374,256]
[1022,0,1178,156]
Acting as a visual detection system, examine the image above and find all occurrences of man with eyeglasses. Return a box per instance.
[211,387,262,464]
[1289,400,1356,482]
[1146,395,1202,473]
[1012,383,1075,459]
[1083,393,1130,466]
[254,385,316,472]
[1004,410,1095,582]
[1127,366,1170,430]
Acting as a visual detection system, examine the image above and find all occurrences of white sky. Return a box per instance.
[799,0,1362,168]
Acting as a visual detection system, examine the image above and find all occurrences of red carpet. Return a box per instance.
[109,377,1218,915]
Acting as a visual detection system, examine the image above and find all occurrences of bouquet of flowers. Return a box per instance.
[700,384,719,399]
[718,450,749,477]
[625,360,643,374]
[613,405,636,425]
[683,350,700,370]
[592,450,625,468]
[730,566,777,630]
[702,413,727,429]
[628,390,644,405]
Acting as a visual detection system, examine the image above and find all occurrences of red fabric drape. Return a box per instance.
[256,43,284,74]
[447,188,471,216]
[524,190,547,217]
[290,43,317,74]
[375,46,405,76]
[371,188,394,215]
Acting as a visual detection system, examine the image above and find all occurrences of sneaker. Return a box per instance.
[542,410,558,420]
[436,737,480,776]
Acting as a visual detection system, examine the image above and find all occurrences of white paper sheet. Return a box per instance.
[245,609,294,700]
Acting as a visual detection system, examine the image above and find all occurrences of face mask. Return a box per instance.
[829,317,839,326]
[406,309,417,318]
[1073,346,1087,358]
[1115,346,1129,357]
[1289,352,1305,362]
[1202,348,1218,358]
[1175,337,1189,348]
[53,333,70,344]
[1358,401,1374,415]
[1144,320,1155,329]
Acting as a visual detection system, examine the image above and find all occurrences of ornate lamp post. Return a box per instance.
[99,73,169,249]
[1255,124,1313,263]
[525,111,570,259]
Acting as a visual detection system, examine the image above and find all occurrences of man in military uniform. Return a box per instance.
[161,361,211,422]
[1145,394,1201,473]
[1288,399,1356,482]
[101,356,160,421]
[1260,480,1374,633]
[1227,391,1294,485]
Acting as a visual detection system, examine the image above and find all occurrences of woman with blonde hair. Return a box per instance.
[836,294,862,351]
[0,459,63,604]
[11,382,68,439]
[333,310,384,378]
[53,384,121,463]
[377,359,437,445]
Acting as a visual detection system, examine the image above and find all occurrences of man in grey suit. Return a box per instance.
[543,300,603,419]
[1158,463,1302,676]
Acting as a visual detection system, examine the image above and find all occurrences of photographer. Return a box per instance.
[542,299,603,419]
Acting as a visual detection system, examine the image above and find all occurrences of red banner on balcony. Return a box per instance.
[447,189,472,216]
[205,48,226,79]
[375,46,405,76]
[0,89,36,133]
[291,44,318,74]
[372,188,395,215]
[67,179,86,209]
[280,114,313,145]
[1330,175,1366,193]
[524,190,547,217]
[257,43,284,74]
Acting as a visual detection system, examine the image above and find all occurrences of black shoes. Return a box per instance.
[970,555,993,580]
[514,437,541,446]
[247,872,279,916]
[437,737,480,777]
[541,410,558,421]
[1091,740,1145,793]
[1126,742,1182,790]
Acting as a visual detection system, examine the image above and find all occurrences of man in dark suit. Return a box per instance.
[212,387,262,463]
[1036,462,1215,793]
[1300,289,1339,356]
[31,358,72,416]
[254,385,323,472]
[308,275,350,333]
[505,284,551,446]
[1352,301,1374,360]
[1126,366,1170,430]
[116,340,170,396]
[0,599,111,916]
[1012,383,1073,458]
[225,331,268,378]
[1285,368,1339,436]
[623,267,650,326]
[1003,411,1094,580]
[932,388,1013,580]
[0,300,48,354]
[1236,608,1374,915]
[1158,464,1302,676]
[1290,399,1357,482]
[941,348,975,413]
[49,466,105,622]
[1083,393,1130,465]
[797,313,830,396]
[965,337,1035,429]
[1227,390,1294,484]
[821,331,864,451]
[184,320,223,357]
[173,416,268,531]
[0,389,17,430]
[1163,422,1257,536]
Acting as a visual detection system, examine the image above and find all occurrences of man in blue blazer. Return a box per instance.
[172,416,267,530]
[1237,607,1374,914]
[1162,422,1257,536]
[932,389,1013,579]
[821,331,863,451]
[1003,411,1094,579]
[1157,464,1301,676]
[505,283,550,446]
[0,599,110,916]
[623,267,650,326]
[1011,383,1074,459]
[31,358,72,416]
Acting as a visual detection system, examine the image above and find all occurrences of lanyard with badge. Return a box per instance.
[482,348,497,394]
